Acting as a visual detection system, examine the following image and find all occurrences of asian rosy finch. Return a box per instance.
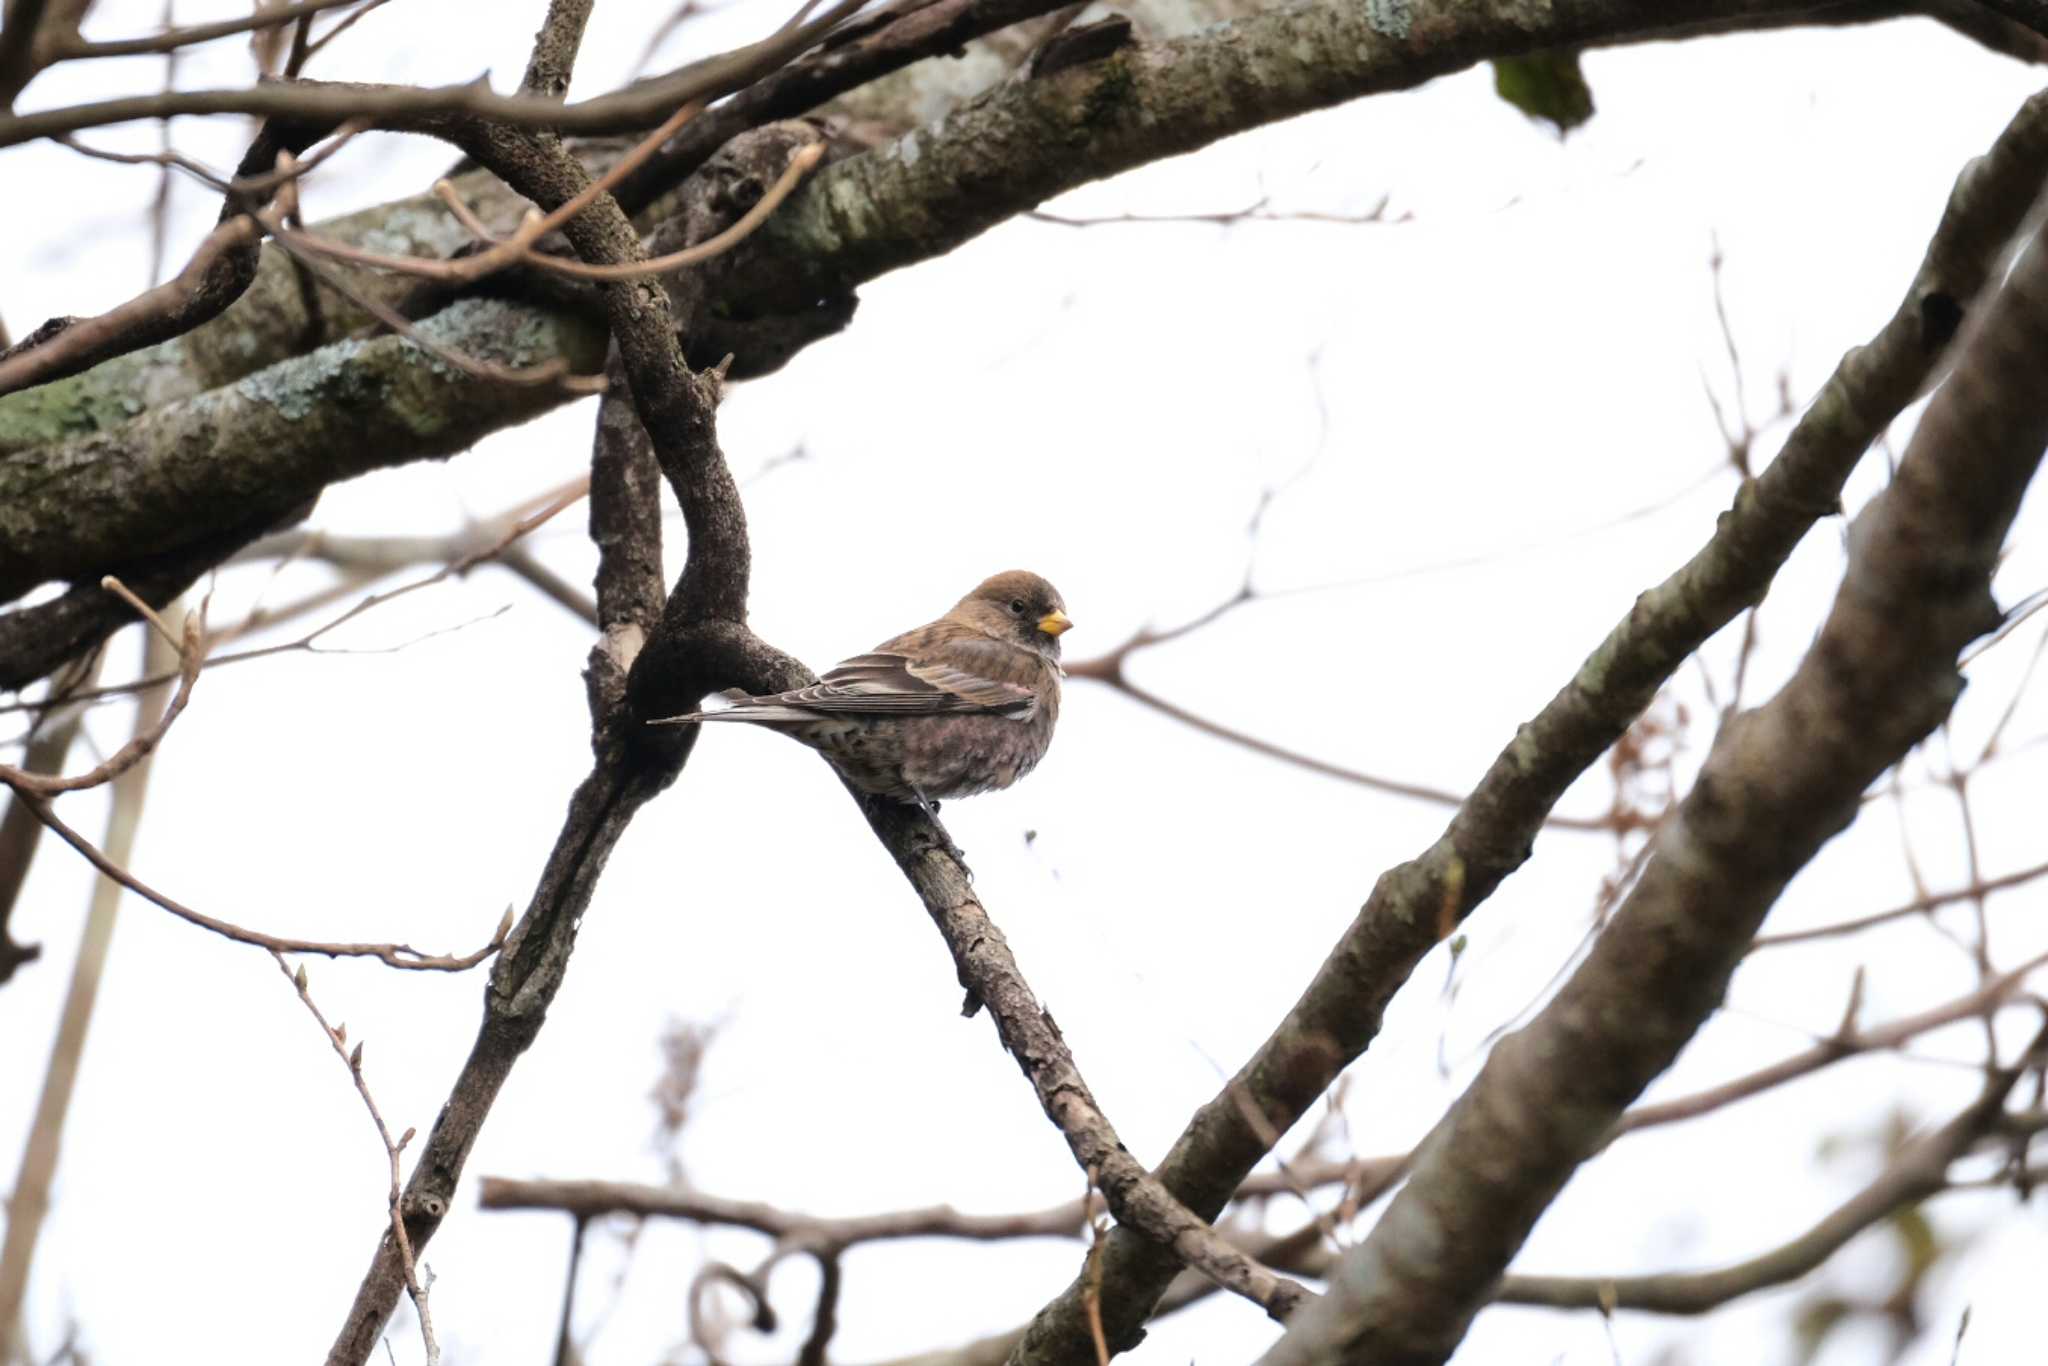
[649,571,1071,811]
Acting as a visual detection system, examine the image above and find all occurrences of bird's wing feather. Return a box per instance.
[724,650,1035,717]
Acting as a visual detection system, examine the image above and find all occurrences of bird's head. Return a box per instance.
[955,570,1072,659]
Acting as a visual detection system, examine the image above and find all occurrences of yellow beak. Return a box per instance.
[1037,609,1073,638]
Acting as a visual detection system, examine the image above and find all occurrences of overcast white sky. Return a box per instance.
[4,5,2047,1365]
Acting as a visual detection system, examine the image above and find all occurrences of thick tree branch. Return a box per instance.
[1260,156,2048,1366]
[7,0,2020,670]
[0,499,316,692]
[0,300,607,603]
[0,0,1077,455]
[1002,77,2048,1366]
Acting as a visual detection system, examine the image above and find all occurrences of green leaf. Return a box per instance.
[1493,53,1595,137]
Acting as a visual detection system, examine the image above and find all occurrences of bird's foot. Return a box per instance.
[909,789,971,874]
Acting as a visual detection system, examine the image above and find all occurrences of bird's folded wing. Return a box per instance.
[749,651,1036,716]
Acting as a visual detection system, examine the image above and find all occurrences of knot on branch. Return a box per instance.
[656,121,857,379]
[654,120,827,263]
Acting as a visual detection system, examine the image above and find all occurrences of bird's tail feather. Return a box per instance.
[648,695,815,727]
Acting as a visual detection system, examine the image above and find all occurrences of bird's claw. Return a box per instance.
[908,790,971,873]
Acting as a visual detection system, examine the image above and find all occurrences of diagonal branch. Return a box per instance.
[1004,76,2048,1366]
[1260,144,2048,1366]
[858,795,1315,1321]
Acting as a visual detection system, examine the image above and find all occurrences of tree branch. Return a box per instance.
[1259,150,2048,1366]
[1002,75,2048,1366]
[0,0,868,149]
[322,101,827,1365]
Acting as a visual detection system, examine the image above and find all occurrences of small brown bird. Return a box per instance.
[651,571,1071,812]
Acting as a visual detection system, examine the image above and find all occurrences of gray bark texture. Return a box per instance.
[4,0,2016,688]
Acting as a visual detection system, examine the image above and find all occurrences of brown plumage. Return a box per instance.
[651,571,1070,809]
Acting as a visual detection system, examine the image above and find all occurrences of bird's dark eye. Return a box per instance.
[1009,599,1026,615]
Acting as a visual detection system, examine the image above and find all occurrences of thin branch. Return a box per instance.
[1616,949,2048,1134]
[854,795,1315,1324]
[51,0,367,60]
[0,478,591,718]
[274,953,439,1363]
[256,195,605,391]
[298,0,395,63]
[0,578,201,798]
[284,96,708,286]
[0,0,868,150]
[1492,1041,2048,1314]
[1751,856,2048,949]
[54,115,368,197]
[0,213,260,397]
[479,1179,1093,1246]
[20,794,509,971]
[607,0,1084,214]
[443,143,826,282]
[277,125,823,289]
[1081,665,1616,832]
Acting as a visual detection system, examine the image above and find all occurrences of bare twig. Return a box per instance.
[55,116,368,196]
[0,0,868,149]
[0,479,592,717]
[0,213,260,397]
[1489,1034,2048,1314]
[274,953,439,1363]
[283,133,823,286]
[0,578,202,798]
[1751,856,2048,949]
[479,1179,1094,1244]
[443,142,826,282]
[257,193,604,391]
[21,795,509,971]
[51,0,369,61]
[298,0,396,63]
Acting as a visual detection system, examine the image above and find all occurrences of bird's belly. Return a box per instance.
[898,712,1047,801]
[802,718,913,797]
